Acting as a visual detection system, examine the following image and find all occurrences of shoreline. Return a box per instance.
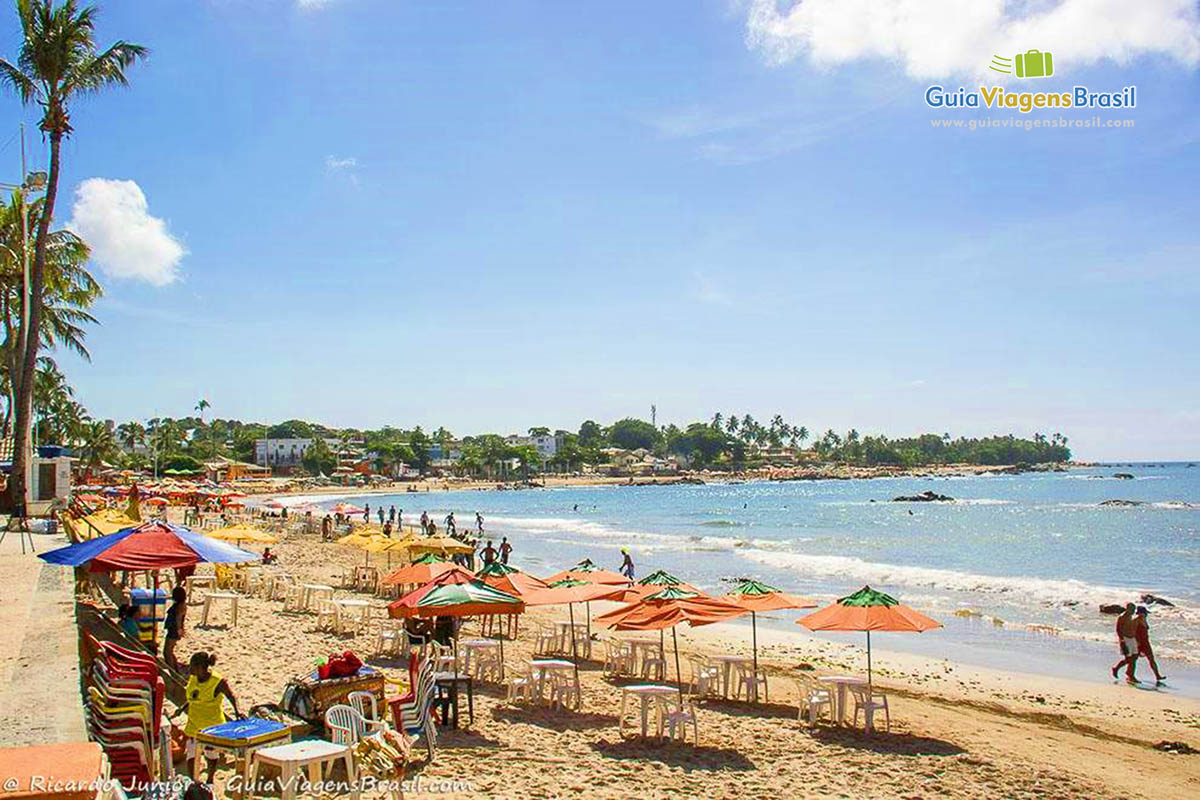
[243,461,1082,501]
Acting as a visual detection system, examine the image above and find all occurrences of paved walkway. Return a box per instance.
[0,526,88,746]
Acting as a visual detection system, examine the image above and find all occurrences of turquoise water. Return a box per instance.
[294,463,1200,694]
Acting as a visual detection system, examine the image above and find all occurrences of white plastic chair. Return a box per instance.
[794,674,834,725]
[656,695,699,743]
[315,599,339,632]
[506,667,535,704]
[603,640,634,675]
[324,703,384,745]
[850,684,890,732]
[347,690,380,723]
[640,651,666,681]
[687,655,721,697]
[733,663,769,702]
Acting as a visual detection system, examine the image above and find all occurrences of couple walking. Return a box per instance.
[1111,603,1165,685]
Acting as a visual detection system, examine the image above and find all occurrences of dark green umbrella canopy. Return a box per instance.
[637,569,685,586]
[476,560,521,577]
[644,586,700,601]
[411,552,447,565]
[550,577,591,589]
[727,578,783,597]
[571,558,600,571]
[838,586,900,607]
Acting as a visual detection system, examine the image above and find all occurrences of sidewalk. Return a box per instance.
[0,526,88,746]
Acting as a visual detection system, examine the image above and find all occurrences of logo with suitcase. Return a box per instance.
[990,50,1054,78]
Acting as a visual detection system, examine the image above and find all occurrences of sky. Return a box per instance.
[1,0,1199,460]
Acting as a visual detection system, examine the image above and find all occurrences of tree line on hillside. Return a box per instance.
[85,410,1071,476]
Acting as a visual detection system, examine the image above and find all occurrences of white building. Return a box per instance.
[253,437,341,468]
[505,433,558,460]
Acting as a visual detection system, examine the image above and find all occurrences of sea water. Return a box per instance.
[298,463,1200,695]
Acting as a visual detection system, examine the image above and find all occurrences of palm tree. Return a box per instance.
[194,398,210,458]
[0,192,99,436]
[725,415,739,435]
[711,412,723,431]
[80,418,115,467]
[1,0,147,507]
[116,421,145,453]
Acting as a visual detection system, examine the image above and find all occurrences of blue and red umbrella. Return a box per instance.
[40,521,258,572]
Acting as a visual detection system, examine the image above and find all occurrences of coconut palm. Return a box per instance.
[1,0,147,506]
[116,421,145,453]
[0,192,99,436]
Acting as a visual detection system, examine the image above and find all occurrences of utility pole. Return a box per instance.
[651,404,657,429]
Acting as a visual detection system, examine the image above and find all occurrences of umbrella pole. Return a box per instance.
[586,601,591,641]
[152,570,160,652]
[867,630,872,688]
[672,627,683,700]
[751,610,759,703]
[569,603,580,688]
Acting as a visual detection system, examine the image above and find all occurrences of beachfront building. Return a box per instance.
[505,433,558,459]
[204,456,272,483]
[252,437,341,471]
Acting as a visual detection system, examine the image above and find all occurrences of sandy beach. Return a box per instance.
[165,526,1200,799]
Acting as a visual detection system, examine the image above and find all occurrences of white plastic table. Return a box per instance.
[301,584,334,611]
[619,684,678,737]
[461,639,502,678]
[185,575,215,603]
[247,740,358,800]
[625,638,663,675]
[706,655,754,699]
[201,592,240,627]
[818,675,868,724]
[333,598,371,633]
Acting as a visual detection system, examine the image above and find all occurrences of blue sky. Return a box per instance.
[2,0,1198,460]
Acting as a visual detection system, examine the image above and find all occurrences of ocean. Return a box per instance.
[290,463,1200,695]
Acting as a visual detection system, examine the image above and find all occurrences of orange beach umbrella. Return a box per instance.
[597,586,749,697]
[720,579,817,701]
[798,586,941,685]
[545,558,631,587]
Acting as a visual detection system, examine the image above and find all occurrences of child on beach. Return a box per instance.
[178,651,242,780]
[164,586,187,671]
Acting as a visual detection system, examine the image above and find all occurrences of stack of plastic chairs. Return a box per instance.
[387,652,437,760]
[83,633,168,789]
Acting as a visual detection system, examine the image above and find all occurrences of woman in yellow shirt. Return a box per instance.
[180,651,241,779]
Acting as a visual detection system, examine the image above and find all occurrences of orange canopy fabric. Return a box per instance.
[523,580,629,607]
[595,587,748,631]
[381,561,473,586]
[798,586,942,633]
[544,567,631,586]
[799,603,942,632]
[719,579,817,613]
[481,570,552,598]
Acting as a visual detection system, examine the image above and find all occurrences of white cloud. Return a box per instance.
[325,155,358,170]
[746,0,1200,79]
[67,178,185,287]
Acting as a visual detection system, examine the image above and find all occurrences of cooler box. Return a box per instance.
[195,717,291,748]
[130,587,166,644]
[299,665,385,718]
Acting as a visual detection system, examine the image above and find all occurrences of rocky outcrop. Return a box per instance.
[1099,604,1125,615]
[1140,594,1174,608]
[892,490,954,502]
[1113,473,1135,480]
[1099,499,1144,507]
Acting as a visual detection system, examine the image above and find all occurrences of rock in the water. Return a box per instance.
[1100,499,1144,507]
[1099,604,1125,615]
[1113,473,1135,479]
[1140,593,1175,607]
[892,490,954,502]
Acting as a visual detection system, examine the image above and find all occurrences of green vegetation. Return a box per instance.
[1,0,146,505]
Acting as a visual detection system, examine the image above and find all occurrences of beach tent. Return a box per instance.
[720,579,817,701]
[40,521,257,571]
[797,586,941,686]
[596,586,749,698]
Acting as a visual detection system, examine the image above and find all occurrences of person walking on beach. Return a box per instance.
[364,503,371,523]
[481,540,498,566]
[1111,603,1141,682]
[499,536,512,564]
[619,548,635,579]
[378,507,385,526]
[1135,606,1166,684]
[388,505,396,524]
[177,651,242,781]
[420,511,430,534]
[163,586,187,672]
[445,511,456,535]
[476,511,484,534]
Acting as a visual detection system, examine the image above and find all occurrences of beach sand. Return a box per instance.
[167,529,1200,799]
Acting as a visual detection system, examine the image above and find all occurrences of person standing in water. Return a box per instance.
[619,549,635,579]
[476,511,484,534]
[499,537,512,564]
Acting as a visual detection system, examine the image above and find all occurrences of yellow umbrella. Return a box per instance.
[407,535,474,556]
[74,509,141,537]
[338,531,396,565]
[207,524,279,545]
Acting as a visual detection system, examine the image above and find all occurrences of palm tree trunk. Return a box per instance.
[8,131,60,510]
